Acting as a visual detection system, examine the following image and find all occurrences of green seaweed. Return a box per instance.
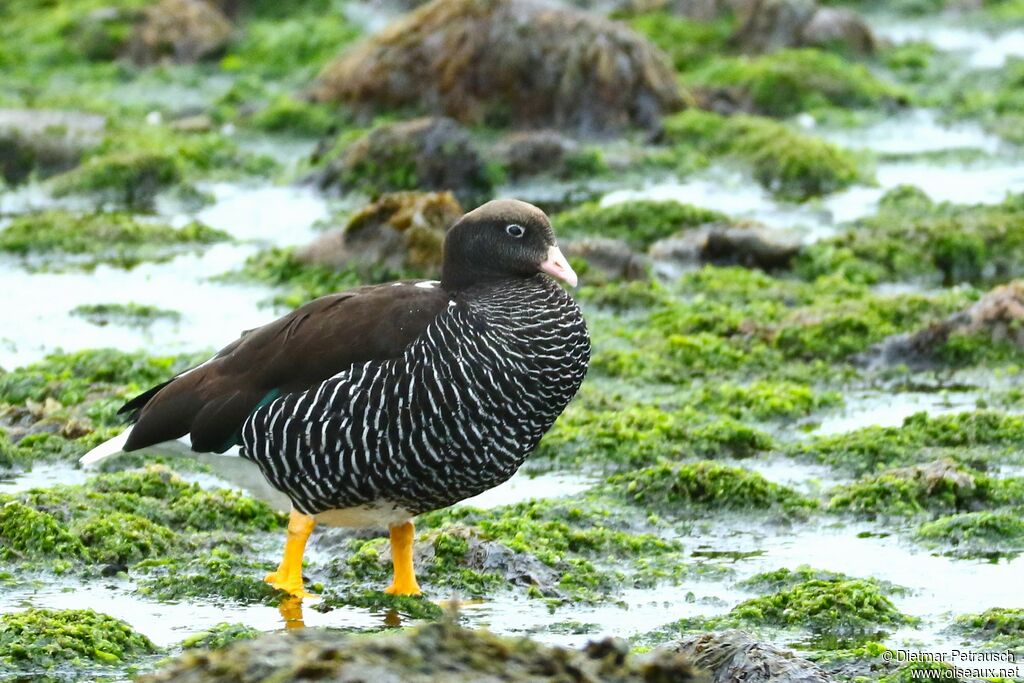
[553,200,727,249]
[180,623,261,651]
[0,608,155,668]
[729,577,914,639]
[915,510,1024,559]
[797,188,1024,286]
[609,461,818,514]
[661,110,865,200]
[70,302,182,327]
[687,49,907,117]
[0,210,229,268]
[790,411,1024,475]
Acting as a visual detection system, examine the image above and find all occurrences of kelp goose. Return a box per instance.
[82,199,591,598]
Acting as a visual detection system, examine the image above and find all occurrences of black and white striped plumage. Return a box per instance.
[243,275,589,519]
[82,198,591,530]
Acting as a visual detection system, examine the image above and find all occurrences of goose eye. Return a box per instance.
[505,224,525,238]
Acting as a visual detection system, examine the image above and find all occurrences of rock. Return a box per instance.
[140,619,703,683]
[169,114,215,133]
[731,0,817,53]
[0,109,106,185]
[565,238,649,282]
[799,7,875,55]
[71,7,142,60]
[493,130,579,180]
[127,0,233,65]
[313,0,683,135]
[417,527,563,593]
[887,459,977,500]
[863,280,1024,369]
[672,630,832,683]
[649,222,800,272]
[730,0,874,55]
[297,191,463,274]
[313,118,493,205]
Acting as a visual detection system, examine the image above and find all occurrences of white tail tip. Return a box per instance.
[79,427,132,467]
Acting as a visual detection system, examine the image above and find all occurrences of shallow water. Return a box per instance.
[2,184,332,370]
[873,19,1024,69]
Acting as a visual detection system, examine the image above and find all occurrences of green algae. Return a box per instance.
[693,380,842,420]
[180,623,261,651]
[72,511,177,566]
[738,566,905,595]
[590,266,968,386]
[135,549,283,605]
[0,348,202,411]
[955,607,1024,654]
[687,49,906,117]
[248,95,339,136]
[788,411,1024,475]
[0,500,85,563]
[1,466,283,577]
[730,577,914,639]
[420,498,687,603]
[553,199,727,249]
[826,461,1021,519]
[797,187,1024,286]
[949,58,1024,144]
[51,150,182,209]
[662,110,865,200]
[70,302,182,328]
[0,210,229,268]
[915,510,1024,559]
[626,12,732,73]
[0,608,155,668]
[221,8,360,79]
[219,246,372,308]
[609,461,817,514]
[535,399,775,469]
[318,590,445,621]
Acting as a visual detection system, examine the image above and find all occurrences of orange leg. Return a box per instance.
[384,520,422,596]
[265,509,317,599]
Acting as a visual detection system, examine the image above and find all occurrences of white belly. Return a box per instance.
[313,501,413,528]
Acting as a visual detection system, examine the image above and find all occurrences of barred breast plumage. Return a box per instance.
[242,275,590,519]
[82,198,589,597]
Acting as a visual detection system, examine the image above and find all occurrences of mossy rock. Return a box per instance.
[954,607,1024,654]
[826,459,982,518]
[51,150,182,209]
[313,118,497,206]
[313,0,683,134]
[0,210,229,268]
[610,460,817,514]
[70,303,182,328]
[662,109,865,200]
[0,501,86,563]
[180,623,261,651]
[796,188,1024,286]
[915,510,1024,559]
[687,48,906,117]
[730,577,914,641]
[421,498,686,602]
[553,200,727,250]
[135,549,284,605]
[536,399,776,468]
[790,411,1024,475]
[141,619,701,682]
[0,608,155,668]
[72,511,177,566]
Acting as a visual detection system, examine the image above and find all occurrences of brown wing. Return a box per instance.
[122,282,451,453]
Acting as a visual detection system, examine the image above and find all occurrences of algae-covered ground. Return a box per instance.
[2,0,1024,681]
